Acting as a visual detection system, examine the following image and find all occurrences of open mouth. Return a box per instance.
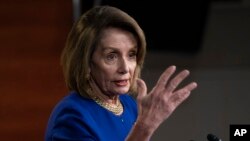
[114,80,128,87]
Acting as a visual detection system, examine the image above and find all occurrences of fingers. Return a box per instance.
[171,82,197,107]
[156,65,176,89]
[174,82,198,94]
[166,69,190,92]
[136,78,147,101]
[156,66,193,94]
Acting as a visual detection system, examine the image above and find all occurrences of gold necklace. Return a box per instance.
[92,96,123,115]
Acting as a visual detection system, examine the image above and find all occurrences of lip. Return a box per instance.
[113,79,129,87]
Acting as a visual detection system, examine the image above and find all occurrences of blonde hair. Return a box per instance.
[61,6,146,97]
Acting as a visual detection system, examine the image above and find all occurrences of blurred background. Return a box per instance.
[0,0,250,140]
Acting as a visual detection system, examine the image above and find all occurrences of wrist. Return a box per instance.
[126,122,153,141]
[134,119,155,137]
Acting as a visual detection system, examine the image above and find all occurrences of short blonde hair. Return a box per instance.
[61,6,146,97]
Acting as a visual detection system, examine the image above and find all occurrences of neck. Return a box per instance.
[95,91,119,105]
[88,76,123,115]
[88,76,119,105]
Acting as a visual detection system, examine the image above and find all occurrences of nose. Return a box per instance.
[118,57,129,74]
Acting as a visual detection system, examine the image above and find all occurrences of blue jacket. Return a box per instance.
[45,91,138,141]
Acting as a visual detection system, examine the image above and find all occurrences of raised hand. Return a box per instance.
[136,65,197,132]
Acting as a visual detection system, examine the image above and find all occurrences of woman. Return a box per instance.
[45,6,197,141]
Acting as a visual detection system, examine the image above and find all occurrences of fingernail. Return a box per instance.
[192,82,198,88]
[170,65,176,71]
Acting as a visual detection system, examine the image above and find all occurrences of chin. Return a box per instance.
[115,87,130,95]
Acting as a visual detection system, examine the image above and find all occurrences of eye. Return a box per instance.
[106,53,117,61]
[128,51,137,59]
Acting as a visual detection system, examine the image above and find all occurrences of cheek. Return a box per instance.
[130,62,137,75]
[92,66,116,84]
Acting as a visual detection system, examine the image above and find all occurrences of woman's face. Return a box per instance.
[90,27,137,96]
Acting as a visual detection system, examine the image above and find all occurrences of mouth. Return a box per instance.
[113,80,129,87]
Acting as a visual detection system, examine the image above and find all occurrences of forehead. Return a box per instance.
[97,27,137,51]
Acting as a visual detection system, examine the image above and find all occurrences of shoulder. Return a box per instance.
[45,91,97,140]
[46,91,97,130]
[50,91,94,117]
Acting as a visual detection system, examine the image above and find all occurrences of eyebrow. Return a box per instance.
[101,46,138,53]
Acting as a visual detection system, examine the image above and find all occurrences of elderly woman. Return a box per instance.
[45,6,197,141]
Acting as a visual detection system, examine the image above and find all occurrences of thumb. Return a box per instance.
[136,78,147,101]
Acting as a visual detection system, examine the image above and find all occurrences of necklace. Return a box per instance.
[92,96,123,115]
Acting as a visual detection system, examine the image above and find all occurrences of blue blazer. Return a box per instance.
[45,91,138,141]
